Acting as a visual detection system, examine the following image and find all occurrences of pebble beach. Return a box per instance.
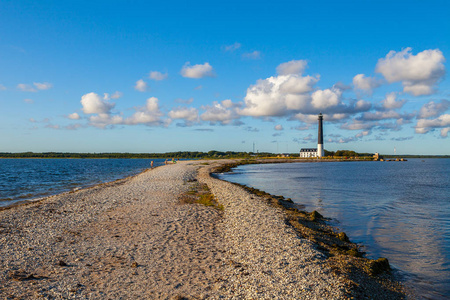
[0,160,408,299]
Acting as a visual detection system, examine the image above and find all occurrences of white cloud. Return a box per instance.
[276,60,308,75]
[381,92,406,110]
[0,84,6,90]
[78,94,166,128]
[279,75,318,94]
[419,100,450,118]
[103,91,123,100]
[124,112,157,125]
[355,99,372,111]
[311,88,342,110]
[180,62,215,79]
[415,114,450,135]
[274,124,283,131]
[149,71,168,81]
[81,92,115,114]
[355,130,371,138]
[223,42,241,52]
[352,74,382,92]
[125,97,164,126]
[33,82,52,90]
[221,99,235,108]
[89,114,124,128]
[441,127,450,138]
[17,83,36,92]
[135,79,148,92]
[24,98,34,104]
[341,120,376,130]
[168,107,199,122]
[110,91,123,99]
[375,48,445,96]
[18,82,52,92]
[239,74,318,117]
[145,97,160,112]
[361,110,403,121]
[200,100,238,125]
[240,62,370,120]
[68,112,80,120]
[242,51,261,60]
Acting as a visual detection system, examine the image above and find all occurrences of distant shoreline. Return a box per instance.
[1,152,448,159]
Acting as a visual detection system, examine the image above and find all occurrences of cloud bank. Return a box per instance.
[376,48,445,96]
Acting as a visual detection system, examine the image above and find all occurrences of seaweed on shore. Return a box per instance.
[211,159,258,173]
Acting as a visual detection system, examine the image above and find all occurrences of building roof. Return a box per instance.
[300,148,317,152]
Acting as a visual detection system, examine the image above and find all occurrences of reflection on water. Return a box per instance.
[219,159,450,299]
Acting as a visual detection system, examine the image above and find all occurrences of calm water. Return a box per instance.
[0,158,166,207]
[219,159,450,300]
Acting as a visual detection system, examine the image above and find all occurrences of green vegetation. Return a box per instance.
[0,151,274,159]
[179,181,224,211]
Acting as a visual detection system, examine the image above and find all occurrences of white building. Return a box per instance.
[300,148,318,158]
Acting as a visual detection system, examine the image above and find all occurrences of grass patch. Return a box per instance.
[179,182,224,211]
[197,194,215,207]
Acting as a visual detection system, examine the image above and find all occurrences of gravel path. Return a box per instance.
[1,161,225,299]
[1,160,397,299]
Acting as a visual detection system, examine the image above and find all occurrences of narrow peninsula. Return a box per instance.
[0,160,407,299]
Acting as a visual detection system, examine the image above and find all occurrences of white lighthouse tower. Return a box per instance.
[317,113,324,157]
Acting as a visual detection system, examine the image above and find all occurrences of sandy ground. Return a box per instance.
[0,160,406,299]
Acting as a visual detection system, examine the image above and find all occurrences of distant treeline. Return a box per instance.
[0,151,274,159]
[324,150,373,157]
[1,151,447,159]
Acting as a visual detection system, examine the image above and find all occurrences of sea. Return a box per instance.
[0,158,166,207]
[218,159,450,300]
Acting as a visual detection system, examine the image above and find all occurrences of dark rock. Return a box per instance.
[346,248,363,257]
[338,232,350,242]
[310,210,323,221]
[131,261,138,268]
[171,295,189,300]
[369,257,390,275]
[58,260,67,266]
[9,270,36,281]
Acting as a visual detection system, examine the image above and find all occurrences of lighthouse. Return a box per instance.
[317,113,324,157]
[299,113,325,158]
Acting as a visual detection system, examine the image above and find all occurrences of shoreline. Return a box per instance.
[205,160,410,298]
[0,159,409,299]
[0,167,156,211]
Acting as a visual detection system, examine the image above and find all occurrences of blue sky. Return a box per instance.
[1,0,449,155]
